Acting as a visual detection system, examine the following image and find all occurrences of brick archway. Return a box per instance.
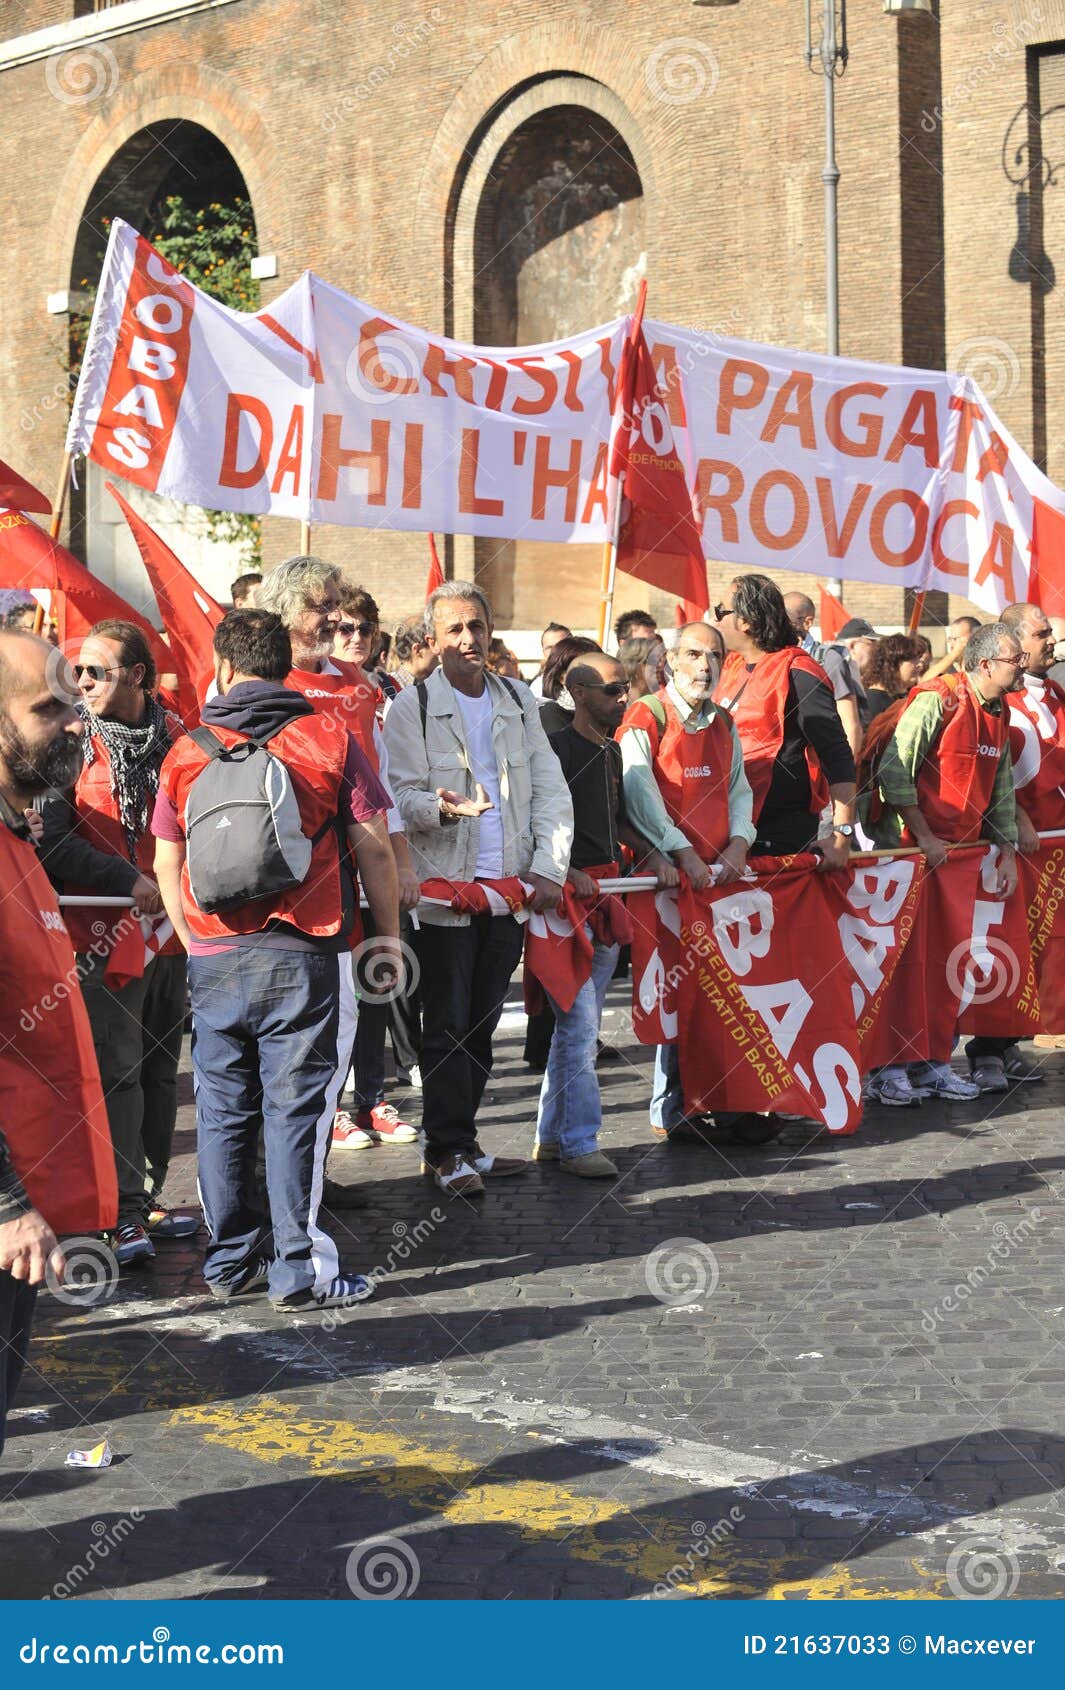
[45,61,282,293]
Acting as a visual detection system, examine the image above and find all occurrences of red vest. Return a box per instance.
[1008,675,1065,832]
[160,713,350,942]
[64,710,185,957]
[714,646,831,821]
[0,822,117,1233]
[619,689,733,858]
[287,659,380,765]
[904,674,1008,844]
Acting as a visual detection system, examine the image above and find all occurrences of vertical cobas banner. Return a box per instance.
[629,845,1062,1133]
[67,221,1065,611]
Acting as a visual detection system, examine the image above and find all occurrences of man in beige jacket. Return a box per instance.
[383,581,573,1196]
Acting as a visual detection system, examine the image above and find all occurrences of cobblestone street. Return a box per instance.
[3,983,1065,1601]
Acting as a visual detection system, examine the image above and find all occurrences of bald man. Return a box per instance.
[784,591,863,760]
[619,622,756,1142]
[534,652,669,1176]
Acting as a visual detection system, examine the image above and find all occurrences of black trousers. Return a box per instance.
[0,1271,36,1458]
[413,914,525,1164]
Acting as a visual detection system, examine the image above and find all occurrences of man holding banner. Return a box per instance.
[867,623,1023,1103]
[619,620,755,1143]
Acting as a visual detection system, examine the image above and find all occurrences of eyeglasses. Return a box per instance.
[583,681,630,699]
[713,603,732,623]
[74,663,125,683]
[990,654,1025,669]
[338,621,374,638]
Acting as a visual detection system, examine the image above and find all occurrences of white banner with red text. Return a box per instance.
[66,220,1065,614]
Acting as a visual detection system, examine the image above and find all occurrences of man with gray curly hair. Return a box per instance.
[866,619,1024,1105]
[384,580,573,1197]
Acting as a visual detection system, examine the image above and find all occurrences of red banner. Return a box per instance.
[628,843,1065,1130]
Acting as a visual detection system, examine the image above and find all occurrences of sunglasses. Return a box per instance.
[338,621,374,638]
[583,680,630,699]
[713,603,732,622]
[74,663,126,683]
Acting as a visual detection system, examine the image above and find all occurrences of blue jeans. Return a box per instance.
[535,938,618,1157]
[189,946,356,1301]
[650,1043,686,1134]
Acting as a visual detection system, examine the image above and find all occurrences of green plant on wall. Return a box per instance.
[70,196,263,568]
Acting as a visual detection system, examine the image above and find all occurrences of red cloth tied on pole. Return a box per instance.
[818,584,849,641]
[0,457,51,515]
[426,533,445,601]
[106,482,223,726]
[0,826,117,1234]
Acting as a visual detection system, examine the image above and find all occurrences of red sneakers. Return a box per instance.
[356,1103,418,1144]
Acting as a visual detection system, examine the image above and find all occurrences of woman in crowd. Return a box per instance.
[619,634,668,708]
[863,633,921,722]
[537,635,602,735]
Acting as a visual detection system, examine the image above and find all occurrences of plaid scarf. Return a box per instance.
[79,697,171,862]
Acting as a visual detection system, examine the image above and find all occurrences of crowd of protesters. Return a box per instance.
[4,557,1065,1453]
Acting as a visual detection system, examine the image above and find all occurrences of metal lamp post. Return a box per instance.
[805,0,849,595]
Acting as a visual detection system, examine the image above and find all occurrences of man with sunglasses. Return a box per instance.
[38,621,190,1266]
[534,652,669,1176]
[866,622,1022,1105]
[619,621,756,1142]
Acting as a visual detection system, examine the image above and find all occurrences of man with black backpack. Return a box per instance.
[152,611,400,1313]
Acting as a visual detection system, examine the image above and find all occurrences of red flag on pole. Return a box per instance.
[1028,498,1065,617]
[0,457,51,516]
[0,506,167,664]
[426,533,445,602]
[819,583,849,641]
[105,482,223,719]
[610,324,708,611]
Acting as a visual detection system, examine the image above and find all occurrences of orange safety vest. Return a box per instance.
[63,710,186,957]
[714,646,831,821]
[903,673,1009,844]
[160,713,350,943]
[1007,675,1065,832]
[287,659,380,765]
[619,689,733,859]
[0,821,117,1233]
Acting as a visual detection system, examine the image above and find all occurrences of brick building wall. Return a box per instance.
[0,0,1053,643]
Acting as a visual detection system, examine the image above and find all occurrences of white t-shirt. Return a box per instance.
[455,685,504,878]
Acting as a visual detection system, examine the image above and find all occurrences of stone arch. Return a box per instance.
[442,73,648,624]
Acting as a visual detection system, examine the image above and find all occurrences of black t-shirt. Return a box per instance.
[750,666,855,853]
[548,725,627,870]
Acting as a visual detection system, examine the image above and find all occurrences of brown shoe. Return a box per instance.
[427,1154,485,1198]
[470,1142,529,1177]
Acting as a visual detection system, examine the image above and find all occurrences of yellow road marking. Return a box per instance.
[170,1396,943,1599]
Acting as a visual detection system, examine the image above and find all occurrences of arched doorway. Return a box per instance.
[68,121,257,613]
[449,81,646,629]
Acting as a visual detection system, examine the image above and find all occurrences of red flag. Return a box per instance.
[819,583,849,641]
[0,506,167,665]
[611,320,708,612]
[426,533,445,602]
[1028,498,1065,617]
[0,457,50,516]
[106,482,223,721]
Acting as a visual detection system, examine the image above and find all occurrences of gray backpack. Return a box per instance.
[185,725,332,913]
